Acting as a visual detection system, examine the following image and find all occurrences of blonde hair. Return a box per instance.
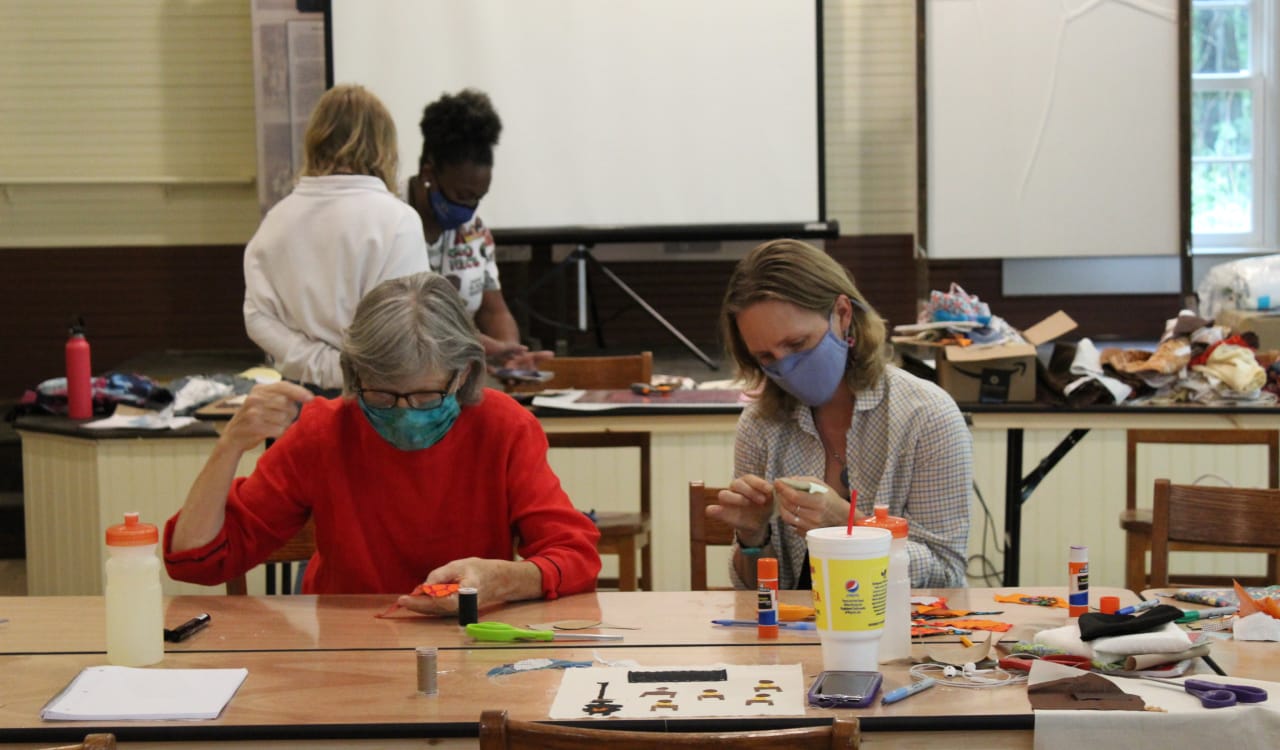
[340,273,486,405]
[720,239,888,419]
[302,84,399,191]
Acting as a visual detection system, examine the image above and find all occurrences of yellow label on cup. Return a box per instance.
[810,556,887,632]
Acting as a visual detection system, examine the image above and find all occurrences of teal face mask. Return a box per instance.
[359,394,461,451]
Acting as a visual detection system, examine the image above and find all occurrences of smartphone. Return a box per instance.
[494,368,554,383]
[807,670,883,708]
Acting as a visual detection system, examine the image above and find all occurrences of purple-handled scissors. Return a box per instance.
[1180,679,1268,709]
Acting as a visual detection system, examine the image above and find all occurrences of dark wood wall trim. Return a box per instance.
[0,238,1180,399]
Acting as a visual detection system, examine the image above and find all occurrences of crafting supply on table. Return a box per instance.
[1135,677,1267,709]
[458,587,479,626]
[1115,598,1160,616]
[465,622,623,642]
[882,677,936,705]
[1175,606,1238,624]
[1100,596,1120,615]
[712,619,816,631]
[1068,545,1089,618]
[778,603,816,622]
[416,647,438,696]
[757,558,779,639]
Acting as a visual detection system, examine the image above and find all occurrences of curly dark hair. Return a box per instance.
[419,89,502,169]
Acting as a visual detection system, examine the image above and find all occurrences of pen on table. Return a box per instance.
[1176,606,1237,624]
[164,613,211,643]
[883,677,936,705]
[711,619,816,630]
[1115,598,1161,616]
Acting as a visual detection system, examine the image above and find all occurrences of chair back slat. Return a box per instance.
[689,481,737,590]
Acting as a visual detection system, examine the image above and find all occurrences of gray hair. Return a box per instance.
[340,272,486,404]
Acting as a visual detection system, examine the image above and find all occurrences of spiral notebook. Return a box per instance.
[41,666,248,721]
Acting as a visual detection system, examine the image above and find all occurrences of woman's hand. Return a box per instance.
[397,557,542,615]
[706,474,776,546]
[774,476,858,535]
[220,382,313,453]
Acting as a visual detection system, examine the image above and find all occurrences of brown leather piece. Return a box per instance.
[1027,673,1147,711]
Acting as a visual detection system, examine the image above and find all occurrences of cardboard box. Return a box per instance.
[1215,308,1280,350]
[937,311,1077,404]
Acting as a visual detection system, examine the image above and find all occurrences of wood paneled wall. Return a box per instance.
[0,236,1183,399]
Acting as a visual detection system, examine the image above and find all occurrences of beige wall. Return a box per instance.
[0,1,918,248]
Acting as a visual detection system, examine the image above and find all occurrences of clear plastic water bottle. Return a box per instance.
[858,504,911,662]
[105,512,164,666]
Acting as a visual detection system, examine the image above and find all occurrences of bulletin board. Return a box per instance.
[919,0,1188,260]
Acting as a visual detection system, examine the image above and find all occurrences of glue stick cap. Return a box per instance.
[857,504,908,538]
[757,557,778,581]
[105,512,158,547]
[1100,596,1120,615]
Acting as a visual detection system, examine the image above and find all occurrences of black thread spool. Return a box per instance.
[458,587,479,626]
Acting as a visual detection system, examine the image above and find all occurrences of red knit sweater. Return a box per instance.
[164,389,600,598]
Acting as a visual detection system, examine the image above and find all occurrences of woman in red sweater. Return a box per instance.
[165,273,601,615]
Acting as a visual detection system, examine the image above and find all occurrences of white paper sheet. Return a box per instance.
[41,666,248,720]
[549,664,805,719]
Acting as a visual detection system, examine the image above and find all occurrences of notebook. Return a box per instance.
[41,666,248,721]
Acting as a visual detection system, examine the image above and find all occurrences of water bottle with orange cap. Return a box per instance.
[858,504,910,662]
[105,512,164,666]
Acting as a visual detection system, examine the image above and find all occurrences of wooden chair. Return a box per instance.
[1120,429,1279,591]
[478,710,859,749]
[225,518,316,595]
[42,734,116,750]
[547,432,651,591]
[1150,479,1280,588]
[689,481,737,590]
[506,351,653,393]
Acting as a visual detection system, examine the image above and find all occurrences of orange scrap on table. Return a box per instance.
[937,619,1012,632]
[374,582,461,618]
[994,593,1068,609]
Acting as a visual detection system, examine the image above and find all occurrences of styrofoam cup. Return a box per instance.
[806,526,891,671]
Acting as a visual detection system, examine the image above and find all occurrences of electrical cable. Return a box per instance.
[965,480,1005,587]
[909,661,1026,689]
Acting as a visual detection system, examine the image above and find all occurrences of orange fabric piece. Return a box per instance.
[1234,580,1280,619]
[374,582,461,618]
[778,603,815,622]
[994,593,1069,608]
[938,619,1012,632]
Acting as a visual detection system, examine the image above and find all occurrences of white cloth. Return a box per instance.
[243,175,430,389]
[1034,622,1192,663]
[1063,338,1132,403]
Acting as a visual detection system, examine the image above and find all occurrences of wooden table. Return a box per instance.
[5,587,1263,749]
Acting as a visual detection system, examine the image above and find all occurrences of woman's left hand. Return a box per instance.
[773,476,859,534]
[396,557,542,615]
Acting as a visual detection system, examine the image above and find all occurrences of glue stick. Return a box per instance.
[757,557,779,638]
[1068,545,1089,618]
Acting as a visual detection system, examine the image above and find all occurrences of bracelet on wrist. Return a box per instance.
[735,524,772,555]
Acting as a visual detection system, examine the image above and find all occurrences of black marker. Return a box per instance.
[164,613,211,643]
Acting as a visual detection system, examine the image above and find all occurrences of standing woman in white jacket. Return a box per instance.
[243,84,430,393]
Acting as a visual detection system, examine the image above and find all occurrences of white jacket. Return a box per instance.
[243,175,430,389]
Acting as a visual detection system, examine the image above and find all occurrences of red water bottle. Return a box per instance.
[66,318,92,420]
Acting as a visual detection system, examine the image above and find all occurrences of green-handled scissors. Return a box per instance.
[465,622,623,642]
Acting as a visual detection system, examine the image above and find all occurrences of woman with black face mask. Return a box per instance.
[406,89,551,376]
[706,239,972,591]
[166,272,600,615]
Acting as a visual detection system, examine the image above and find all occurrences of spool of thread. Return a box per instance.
[458,587,479,626]
[1068,545,1089,619]
[416,647,438,695]
[1100,596,1120,615]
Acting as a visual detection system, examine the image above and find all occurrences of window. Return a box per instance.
[1191,0,1274,251]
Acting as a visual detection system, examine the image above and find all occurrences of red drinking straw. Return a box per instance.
[845,488,858,535]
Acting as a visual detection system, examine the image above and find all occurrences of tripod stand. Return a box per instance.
[515,243,718,369]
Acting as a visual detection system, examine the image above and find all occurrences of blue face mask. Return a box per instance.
[760,315,850,407]
[359,394,461,451]
[428,188,477,230]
